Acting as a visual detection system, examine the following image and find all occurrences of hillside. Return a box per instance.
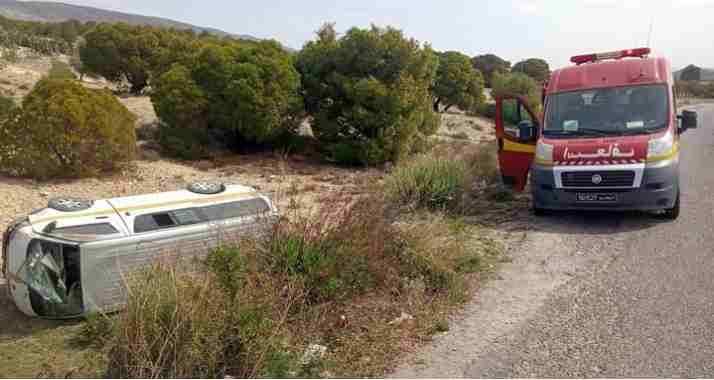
[674,64,714,81]
[0,0,258,40]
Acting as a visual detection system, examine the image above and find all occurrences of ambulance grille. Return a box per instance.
[561,171,635,188]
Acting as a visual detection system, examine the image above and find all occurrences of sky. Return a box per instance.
[39,0,714,70]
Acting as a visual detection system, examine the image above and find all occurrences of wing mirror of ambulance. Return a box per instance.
[517,120,537,142]
[678,110,698,133]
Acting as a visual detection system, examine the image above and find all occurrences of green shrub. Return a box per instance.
[0,95,15,119]
[475,102,496,119]
[48,59,76,80]
[206,247,246,298]
[471,54,511,88]
[107,265,243,378]
[296,24,439,165]
[266,230,375,302]
[455,255,482,273]
[150,40,303,156]
[433,51,485,112]
[386,155,470,211]
[72,313,115,347]
[157,123,210,160]
[491,71,541,111]
[512,58,550,83]
[0,78,136,179]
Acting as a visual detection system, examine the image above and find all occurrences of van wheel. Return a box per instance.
[662,192,680,220]
[48,197,93,212]
[188,181,226,195]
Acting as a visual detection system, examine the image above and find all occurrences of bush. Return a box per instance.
[471,54,511,88]
[48,59,76,80]
[0,78,136,179]
[491,71,541,111]
[0,95,15,119]
[296,24,440,165]
[386,155,470,212]
[107,265,243,378]
[206,247,247,299]
[512,58,550,83]
[157,122,211,160]
[475,102,496,119]
[262,200,385,303]
[72,313,115,347]
[150,40,303,155]
[433,51,485,112]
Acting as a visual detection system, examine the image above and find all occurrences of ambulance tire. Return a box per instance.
[48,197,93,212]
[662,191,680,220]
[188,181,226,195]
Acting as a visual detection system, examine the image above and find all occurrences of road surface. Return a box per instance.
[393,103,714,378]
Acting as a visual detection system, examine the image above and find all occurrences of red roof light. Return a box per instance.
[570,48,651,65]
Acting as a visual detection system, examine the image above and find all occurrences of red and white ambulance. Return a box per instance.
[495,48,698,219]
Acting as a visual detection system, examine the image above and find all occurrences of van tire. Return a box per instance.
[662,192,680,220]
[188,181,226,195]
[48,197,93,212]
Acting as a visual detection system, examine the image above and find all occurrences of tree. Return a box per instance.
[0,78,136,179]
[512,58,550,83]
[432,51,485,112]
[491,71,540,110]
[80,23,159,93]
[472,54,511,88]
[150,39,303,156]
[296,24,440,165]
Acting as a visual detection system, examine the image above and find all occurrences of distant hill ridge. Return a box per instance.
[0,0,259,41]
[674,65,714,81]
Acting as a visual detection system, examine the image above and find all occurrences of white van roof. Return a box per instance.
[28,184,264,241]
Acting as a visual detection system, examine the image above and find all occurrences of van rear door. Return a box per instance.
[495,95,540,191]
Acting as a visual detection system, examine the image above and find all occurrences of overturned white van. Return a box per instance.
[2,182,277,318]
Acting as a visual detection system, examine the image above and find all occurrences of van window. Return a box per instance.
[544,84,668,138]
[50,223,119,236]
[201,198,270,222]
[133,199,270,233]
[134,213,177,233]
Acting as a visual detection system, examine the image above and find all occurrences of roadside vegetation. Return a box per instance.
[0,15,534,378]
[59,141,507,378]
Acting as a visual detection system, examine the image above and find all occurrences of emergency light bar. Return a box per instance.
[570,48,651,65]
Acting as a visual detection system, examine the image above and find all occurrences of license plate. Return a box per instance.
[576,193,618,202]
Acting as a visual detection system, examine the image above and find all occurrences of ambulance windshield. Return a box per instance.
[544,84,668,138]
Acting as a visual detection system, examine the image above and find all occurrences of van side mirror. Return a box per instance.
[518,120,537,142]
[679,110,698,132]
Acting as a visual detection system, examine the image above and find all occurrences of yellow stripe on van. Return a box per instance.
[30,191,259,224]
[503,140,536,154]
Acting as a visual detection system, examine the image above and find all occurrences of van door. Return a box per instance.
[495,95,540,191]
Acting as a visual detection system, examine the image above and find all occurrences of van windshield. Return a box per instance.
[544,84,669,138]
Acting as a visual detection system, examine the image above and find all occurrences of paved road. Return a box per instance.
[462,103,714,377]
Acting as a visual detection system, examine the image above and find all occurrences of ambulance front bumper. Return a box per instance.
[531,160,679,211]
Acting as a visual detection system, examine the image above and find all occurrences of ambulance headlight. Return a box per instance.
[535,141,554,165]
[647,132,675,162]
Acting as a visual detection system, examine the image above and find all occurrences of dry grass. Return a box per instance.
[97,179,504,378]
